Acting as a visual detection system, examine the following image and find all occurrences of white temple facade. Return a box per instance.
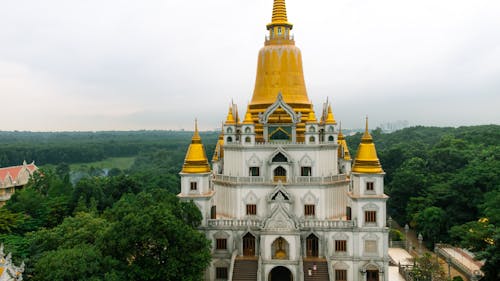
[178,1,389,281]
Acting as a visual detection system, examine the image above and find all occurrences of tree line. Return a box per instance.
[347,124,500,280]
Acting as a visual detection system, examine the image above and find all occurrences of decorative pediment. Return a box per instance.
[267,182,293,203]
[333,261,350,269]
[299,154,313,166]
[269,147,292,164]
[362,203,380,211]
[333,232,349,240]
[259,93,301,124]
[263,201,298,231]
[213,230,230,239]
[243,191,259,204]
[301,191,318,205]
[247,154,263,167]
[362,233,379,240]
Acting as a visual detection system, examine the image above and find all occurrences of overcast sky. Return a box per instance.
[1,0,499,131]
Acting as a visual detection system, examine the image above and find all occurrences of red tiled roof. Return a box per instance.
[0,163,37,182]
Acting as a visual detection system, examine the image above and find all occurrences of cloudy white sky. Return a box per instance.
[1,0,499,131]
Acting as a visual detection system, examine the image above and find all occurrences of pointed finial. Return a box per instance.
[365,115,369,133]
[267,0,292,29]
[191,119,201,143]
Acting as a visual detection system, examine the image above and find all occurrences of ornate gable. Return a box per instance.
[259,93,301,124]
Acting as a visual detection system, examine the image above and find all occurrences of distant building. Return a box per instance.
[0,161,38,206]
[0,244,24,281]
[378,121,410,133]
[177,1,389,280]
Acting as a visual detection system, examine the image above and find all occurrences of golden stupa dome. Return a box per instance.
[248,0,313,142]
[181,120,211,174]
[352,118,383,173]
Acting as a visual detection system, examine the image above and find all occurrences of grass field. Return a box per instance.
[69,157,136,171]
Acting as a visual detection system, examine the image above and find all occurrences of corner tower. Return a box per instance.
[249,0,313,142]
[178,120,213,226]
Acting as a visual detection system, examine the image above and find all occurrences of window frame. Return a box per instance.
[249,166,260,177]
[304,204,315,217]
[216,238,227,250]
[246,204,257,216]
[335,240,347,252]
[335,269,347,281]
[365,210,377,224]
[190,182,197,191]
[215,267,228,280]
[301,166,312,177]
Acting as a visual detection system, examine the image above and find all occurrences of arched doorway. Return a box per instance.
[269,266,293,281]
[306,234,319,257]
[367,270,379,281]
[273,166,287,182]
[242,232,255,256]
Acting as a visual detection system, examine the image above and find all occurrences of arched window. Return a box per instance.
[245,127,251,133]
[273,166,287,182]
[309,136,315,142]
[227,136,233,143]
[328,126,334,132]
[227,127,233,134]
[309,126,316,133]
[328,136,334,142]
[245,137,251,143]
[272,153,288,163]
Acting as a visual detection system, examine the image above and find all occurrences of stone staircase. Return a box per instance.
[232,257,258,281]
[303,258,329,281]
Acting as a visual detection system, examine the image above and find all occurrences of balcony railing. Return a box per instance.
[206,218,355,230]
[299,220,354,229]
[213,174,347,185]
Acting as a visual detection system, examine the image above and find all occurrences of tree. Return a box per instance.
[410,253,447,281]
[33,244,122,281]
[100,189,211,281]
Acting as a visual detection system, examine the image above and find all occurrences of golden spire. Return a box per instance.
[337,122,351,160]
[181,120,211,173]
[225,105,235,124]
[249,0,312,142]
[307,110,317,123]
[352,117,383,173]
[243,106,254,124]
[212,125,225,161]
[325,104,337,124]
[267,0,292,29]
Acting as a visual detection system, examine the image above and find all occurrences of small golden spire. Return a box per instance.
[243,106,254,124]
[212,125,225,162]
[181,120,211,173]
[307,111,317,123]
[267,0,292,29]
[337,122,351,160]
[225,105,235,124]
[325,104,337,124]
[352,117,383,173]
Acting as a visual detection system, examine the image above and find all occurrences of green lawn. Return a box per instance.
[69,157,136,171]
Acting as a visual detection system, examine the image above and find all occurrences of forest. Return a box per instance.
[0,125,498,280]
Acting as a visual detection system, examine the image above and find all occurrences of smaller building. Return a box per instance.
[0,244,24,281]
[0,161,38,206]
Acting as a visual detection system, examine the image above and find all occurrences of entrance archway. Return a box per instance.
[269,266,293,281]
[306,234,319,257]
[242,232,255,256]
